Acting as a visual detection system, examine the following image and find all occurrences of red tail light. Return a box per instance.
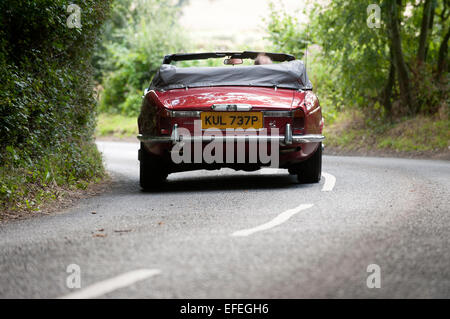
[292,108,304,134]
[159,109,172,135]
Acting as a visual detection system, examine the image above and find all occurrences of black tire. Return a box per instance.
[296,143,322,184]
[139,143,168,190]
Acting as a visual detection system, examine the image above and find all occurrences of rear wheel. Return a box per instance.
[139,143,168,190]
[293,143,322,184]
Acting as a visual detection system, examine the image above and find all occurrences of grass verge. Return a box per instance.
[324,111,450,159]
[96,113,138,138]
[0,141,106,222]
[95,112,449,159]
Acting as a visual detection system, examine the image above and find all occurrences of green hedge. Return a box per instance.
[0,0,110,213]
[96,0,186,117]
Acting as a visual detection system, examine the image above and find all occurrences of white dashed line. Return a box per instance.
[231,204,314,237]
[59,269,161,299]
[321,172,336,192]
[259,168,286,175]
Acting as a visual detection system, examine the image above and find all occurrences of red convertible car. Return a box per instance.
[138,52,324,189]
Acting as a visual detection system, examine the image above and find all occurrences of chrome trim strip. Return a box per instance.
[138,134,325,144]
[137,124,325,145]
[285,123,293,145]
[292,135,325,143]
[170,110,291,118]
[171,111,202,118]
[171,123,179,141]
[308,106,321,115]
[180,135,284,143]
[212,104,252,111]
[262,110,292,117]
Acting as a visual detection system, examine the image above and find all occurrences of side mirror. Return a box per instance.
[224,58,243,65]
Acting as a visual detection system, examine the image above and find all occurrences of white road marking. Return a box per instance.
[59,269,161,299]
[321,172,336,192]
[259,169,336,192]
[259,168,286,175]
[231,204,314,237]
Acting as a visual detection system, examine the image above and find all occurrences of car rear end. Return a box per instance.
[138,87,324,173]
[137,53,324,189]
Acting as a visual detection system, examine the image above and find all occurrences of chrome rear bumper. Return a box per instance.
[138,124,325,145]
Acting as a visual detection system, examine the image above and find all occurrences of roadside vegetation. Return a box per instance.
[96,113,138,138]
[324,111,449,158]
[4,1,446,219]
[0,0,110,217]
[94,0,188,139]
[266,0,449,157]
[97,0,448,159]
[95,0,188,118]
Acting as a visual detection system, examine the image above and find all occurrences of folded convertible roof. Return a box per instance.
[162,51,296,64]
[150,60,313,91]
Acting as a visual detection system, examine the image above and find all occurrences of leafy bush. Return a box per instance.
[97,0,187,117]
[0,0,110,213]
[265,0,448,121]
[265,2,307,61]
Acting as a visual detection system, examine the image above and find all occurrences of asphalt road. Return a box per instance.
[1,141,449,298]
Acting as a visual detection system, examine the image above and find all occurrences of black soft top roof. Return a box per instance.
[150,59,313,91]
[162,51,296,64]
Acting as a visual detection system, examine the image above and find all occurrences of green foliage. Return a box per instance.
[265,2,307,60]
[0,140,104,212]
[0,0,109,213]
[309,0,390,112]
[325,111,450,153]
[265,0,448,120]
[97,0,187,117]
[306,54,342,124]
[96,113,138,137]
